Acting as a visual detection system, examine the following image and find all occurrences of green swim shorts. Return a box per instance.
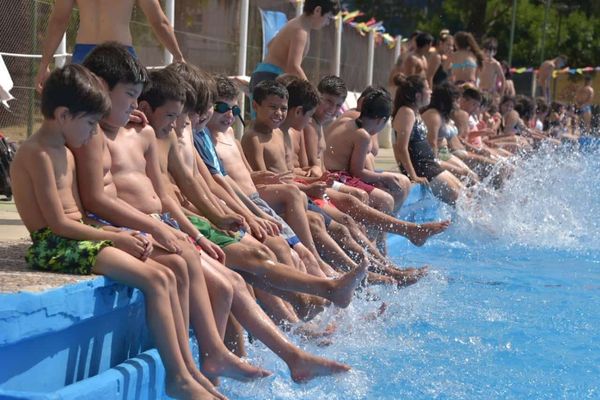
[187,215,239,248]
[26,227,112,275]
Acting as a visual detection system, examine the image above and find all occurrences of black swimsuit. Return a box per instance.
[398,115,444,180]
[433,65,449,87]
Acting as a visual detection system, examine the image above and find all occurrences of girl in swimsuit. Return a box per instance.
[449,32,483,86]
[392,75,464,205]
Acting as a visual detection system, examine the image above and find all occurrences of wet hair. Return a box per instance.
[165,62,215,114]
[535,97,549,115]
[392,74,427,116]
[427,82,460,120]
[277,76,320,113]
[514,95,535,121]
[303,0,340,15]
[358,85,388,103]
[482,37,498,52]
[500,95,516,109]
[139,68,187,111]
[500,60,513,79]
[214,74,239,100]
[550,101,565,114]
[41,64,111,119]
[462,86,483,104]
[82,42,148,89]
[253,80,288,105]
[415,33,434,49]
[359,89,392,120]
[317,75,348,99]
[454,31,484,67]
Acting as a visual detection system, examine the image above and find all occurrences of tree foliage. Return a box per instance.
[348,0,599,67]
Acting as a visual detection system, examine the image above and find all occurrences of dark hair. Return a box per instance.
[303,0,340,15]
[358,85,388,103]
[317,75,347,99]
[514,95,535,121]
[392,74,427,115]
[82,42,148,89]
[409,31,423,40]
[139,68,186,111]
[462,86,483,104]
[550,101,565,114]
[253,80,288,105]
[415,33,434,49]
[165,62,215,114]
[278,76,319,113]
[535,97,549,115]
[500,95,515,110]
[482,37,498,52]
[41,64,110,119]
[454,31,484,67]
[427,82,460,119]
[214,74,239,100]
[500,60,512,79]
[360,89,392,120]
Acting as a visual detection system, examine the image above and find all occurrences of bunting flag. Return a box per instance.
[340,10,398,48]
[509,66,600,77]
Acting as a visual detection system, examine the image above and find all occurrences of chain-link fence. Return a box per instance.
[0,0,398,142]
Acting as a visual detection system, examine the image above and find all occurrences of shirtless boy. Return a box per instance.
[35,0,184,90]
[12,64,217,400]
[248,0,339,91]
[537,55,567,102]
[401,32,434,84]
[574,75,594,133]
[479,38,505,99]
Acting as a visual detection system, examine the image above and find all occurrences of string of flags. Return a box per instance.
[340,10,398,49]
[509,66,600,77]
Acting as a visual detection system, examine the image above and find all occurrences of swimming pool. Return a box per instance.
[216,145,600,399]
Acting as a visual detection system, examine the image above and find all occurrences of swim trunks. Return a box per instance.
[71,43,137,64]
[307,199,333,227]
[330,171,376,193]
[248,192,300,247]
[26,226,112,275]
[187,215,239,248]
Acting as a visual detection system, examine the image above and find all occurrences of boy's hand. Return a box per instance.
[197,237,226,264]
[151,224,182,254]
[113,231,149,259]
[251,170,292,185]
[307,165,323,178]
[260,216,281,236]
[305,182,327,198]
[215,213,247,233]
[410,176,429,185]
[128,109,149,126]
[246,216,268,242]
[134,232,153,260]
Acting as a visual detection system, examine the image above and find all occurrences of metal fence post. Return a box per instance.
[56,34,67,67]
[332,14,342,76]
[366,30,375,86]
[394,35,402,66]
[163,0,174,65]
[295,1,304,17]
[235,0,250,139]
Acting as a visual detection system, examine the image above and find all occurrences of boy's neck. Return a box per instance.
[37,120,66,147]
[252,119,275,135]
[298,14,313,31]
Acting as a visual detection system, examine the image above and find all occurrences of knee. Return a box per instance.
[150,266,177,293]
[330,221,351,238]
[227,270,248,293]
[307,212,325,231]
[165,254,189,287]
[213,273,234,304]
[246,245,272,263]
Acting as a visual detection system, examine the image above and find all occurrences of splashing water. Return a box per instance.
[201,146,600,399]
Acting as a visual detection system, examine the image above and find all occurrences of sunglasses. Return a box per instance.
[214,101,245,126]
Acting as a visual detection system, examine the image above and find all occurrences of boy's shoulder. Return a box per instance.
[123,122,157,142]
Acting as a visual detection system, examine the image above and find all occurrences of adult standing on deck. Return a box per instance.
[449,32,483,86]
[537,55,567,102]
[34,0,185,92]
[574,75,595,133]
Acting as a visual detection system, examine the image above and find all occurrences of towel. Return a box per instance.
[0,55,15,109]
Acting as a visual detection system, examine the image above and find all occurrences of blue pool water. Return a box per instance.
[214,147,600,399]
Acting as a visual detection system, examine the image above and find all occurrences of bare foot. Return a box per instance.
[165,374,221,400]
[295,293,328,321]
[187,367,228,400]
[362,302,388,322]
[202,351,271,382]
[394,266,429,287]
[329,258,368,308]
[406,220,450,246]
[294,321,337,339]
[287,351,351,383]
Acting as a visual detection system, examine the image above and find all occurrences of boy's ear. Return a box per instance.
[313,6,322,17]
[138,100,152,116]
[54,106,70,124]
[293,106,304,118]
[252,99,259,110]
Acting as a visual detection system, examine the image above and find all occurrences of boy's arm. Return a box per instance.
[72,132,183,252]
[422,111,441,155]
[285,28,309,80]
[348,131,385,183]
[303,122,323,177]
[35,0,74,92]
[137,0,184,62]
[166,133,242,230]
[241,133,268,171]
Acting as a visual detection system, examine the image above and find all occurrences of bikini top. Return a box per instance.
[451,59,478,70]
[438,120,458,140]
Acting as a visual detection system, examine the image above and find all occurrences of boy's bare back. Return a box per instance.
[323,119,370,173]
[11,134,83,233]
[264,18,310,72]
[75,0,136,44]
